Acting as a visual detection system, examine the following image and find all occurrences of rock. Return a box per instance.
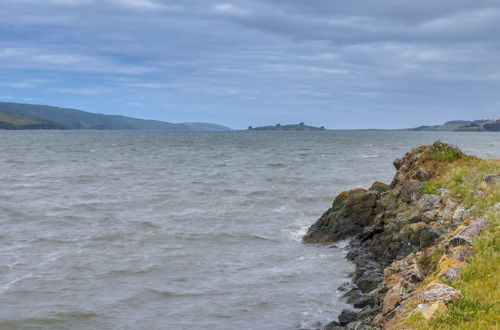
[344,288,363,304]
[417,281,462,303]
[357,270,383,293]
[485,174,500,186]
[393,158,403,170]
[420,226,447,249]
[399,181,424,203]
[323,320,341,330]
[413,168,432,181]
[435,255,463,281]
[369,181,390,193]
[353,294,378,308]
[415,301,448,319]
[442,267,462,282]
[450,246,474,262]
[303,188,378,243]
[382,283,404,314]
[338,309,359,326]
[345,320,373,329]
[448,218,490,247]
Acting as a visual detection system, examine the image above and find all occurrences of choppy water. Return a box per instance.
[0,131,499,330]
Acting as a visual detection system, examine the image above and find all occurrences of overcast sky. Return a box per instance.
[1,0,499,129]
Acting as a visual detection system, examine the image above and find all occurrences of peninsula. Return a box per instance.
[304,141,499,329]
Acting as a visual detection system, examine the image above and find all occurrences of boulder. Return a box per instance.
[323,320,341,330]
[357,270,383,293]
[338,309,359,326]
[303,188,378,243]
[485,174,500,186]
[382,283,404,314]
[448,218,490,247]
[450,246,474,262]
[369,181,390,193]
[420,226,447,249]
[415,301,448,319]
[417,281,462,303]
[399,181,423,203]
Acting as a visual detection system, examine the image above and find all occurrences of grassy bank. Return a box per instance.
[406,156,499,329]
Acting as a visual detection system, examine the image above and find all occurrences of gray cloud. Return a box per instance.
[0,0,498,128]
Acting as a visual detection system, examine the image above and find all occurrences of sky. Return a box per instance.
[0,0,499,129]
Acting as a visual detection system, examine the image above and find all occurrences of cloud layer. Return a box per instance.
[1,0,499,128]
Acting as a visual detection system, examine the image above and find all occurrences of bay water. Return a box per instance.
[0,131,499,329]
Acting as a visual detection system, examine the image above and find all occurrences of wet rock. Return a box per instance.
[420,226,447,249]
[369,181,390,193]
[338,309,358,326]
[357,270,383,293]
[415,301,447,319]
[353,294,378,308]
[303,188,378,243]
[344,320,373,329]
[323,320,341,330]
[485,174,500,186]
[344,288,363,304]
[417,281,462,303]
[448,218,490,247]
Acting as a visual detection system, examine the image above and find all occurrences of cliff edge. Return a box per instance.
[304,141,499,329]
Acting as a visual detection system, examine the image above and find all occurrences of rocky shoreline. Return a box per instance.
[303,141,499,329]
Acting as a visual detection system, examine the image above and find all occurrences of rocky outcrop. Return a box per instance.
[303,141,496,329]
[303,188,378,243]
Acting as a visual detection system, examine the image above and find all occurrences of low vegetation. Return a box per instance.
[405,152,500,329]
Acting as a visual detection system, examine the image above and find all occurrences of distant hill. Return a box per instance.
[407,119,500,132]
[248,122,326,131]
[0,102,231,131]
[180,122,231,132]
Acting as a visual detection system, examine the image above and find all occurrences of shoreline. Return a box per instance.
[303,141,499,329]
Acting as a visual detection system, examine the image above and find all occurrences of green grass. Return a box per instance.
[404,156,500,329]
[422,182,439,195]
[0,111,42,126]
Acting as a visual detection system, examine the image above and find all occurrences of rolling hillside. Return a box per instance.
[0,102,231,131]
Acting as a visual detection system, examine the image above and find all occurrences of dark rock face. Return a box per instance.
[338,309,358,326]
[420,226,448,249]
[303,188,378,243]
